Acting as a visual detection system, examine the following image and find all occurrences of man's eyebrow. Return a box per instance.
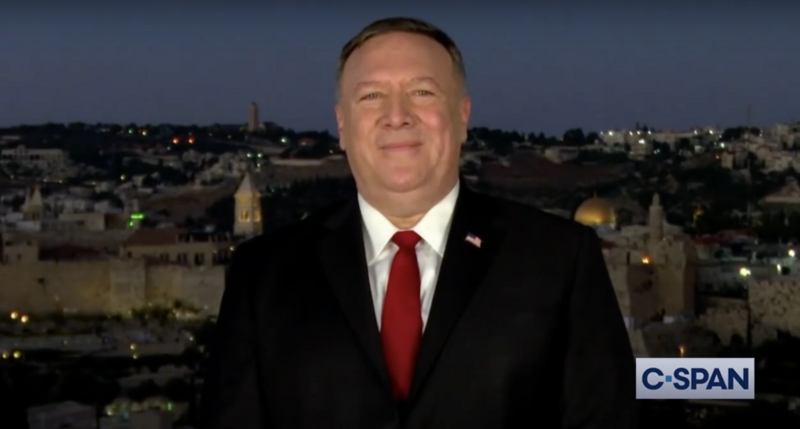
[353,80,382,92]
[408,76,442,88]
[352,76,443,93]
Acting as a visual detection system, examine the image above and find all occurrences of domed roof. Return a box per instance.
[574,196,616,226]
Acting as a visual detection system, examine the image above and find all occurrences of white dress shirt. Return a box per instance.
[358,183,459,331]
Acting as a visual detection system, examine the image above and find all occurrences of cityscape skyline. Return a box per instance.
[2,3,799,134]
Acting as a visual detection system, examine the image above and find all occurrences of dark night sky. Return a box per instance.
[1,2,798,135]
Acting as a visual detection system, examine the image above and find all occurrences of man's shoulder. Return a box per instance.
[233,199,350,258]
[476,191,594,247]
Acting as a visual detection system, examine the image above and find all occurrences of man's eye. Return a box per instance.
[412,90,434,96]
[360,93,381,100]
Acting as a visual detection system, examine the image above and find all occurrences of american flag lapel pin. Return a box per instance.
[465,233,482,249]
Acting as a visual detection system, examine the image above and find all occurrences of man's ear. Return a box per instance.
[335,104,346,151]
[459,95,472,143]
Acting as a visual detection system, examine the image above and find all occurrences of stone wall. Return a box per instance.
[0,259,226,316]
[177,266,225,313]
[749,279,800,343]
[607,263,659,322]
[145,265,181,307]
[696,279,800,345]
[9,230,134,252]
[696,297,748,345]
[261,159,351,186]
[0,260,111,314]
[634,322,719,357]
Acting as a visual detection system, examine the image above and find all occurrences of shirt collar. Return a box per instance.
[359,182,460,265]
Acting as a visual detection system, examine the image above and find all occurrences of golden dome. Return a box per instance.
[574,196,616,226]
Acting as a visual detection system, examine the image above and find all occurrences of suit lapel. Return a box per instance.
[409,187,504,402]
[315,199,389,388]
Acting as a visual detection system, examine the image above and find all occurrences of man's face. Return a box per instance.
[336,32,471,199]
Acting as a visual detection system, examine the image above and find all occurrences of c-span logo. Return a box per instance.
[636,358,755,400]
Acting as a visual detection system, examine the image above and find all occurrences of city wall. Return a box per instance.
[0,260,226,316]
[261,159,351,186]
[697,279,800,345]
[606,254,800,348]
[0,260,110,314]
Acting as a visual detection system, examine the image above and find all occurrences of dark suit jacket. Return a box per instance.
[200,186,637,429]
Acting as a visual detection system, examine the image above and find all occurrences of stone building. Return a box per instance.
[698,278,800,345]
[0,232,229,316]
[0,183,245,317]
[573,193,710,356]
[233,173,263,238]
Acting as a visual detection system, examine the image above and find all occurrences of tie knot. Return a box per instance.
[392,231,421,250]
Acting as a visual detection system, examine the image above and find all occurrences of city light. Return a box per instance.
[678,345,686,357]
[130,213,145,220]
[641,256,650,264]
[789,249,796,258]
[20,314,29,323]
[10,311,18,320]
[739,267,751,277]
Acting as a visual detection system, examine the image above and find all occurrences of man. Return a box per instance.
[201,17,636,429]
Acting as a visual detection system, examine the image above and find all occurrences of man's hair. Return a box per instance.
[336,17,467,91]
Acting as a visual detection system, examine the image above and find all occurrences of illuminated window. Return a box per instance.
[254,210,261,222]
[239,210,250,222]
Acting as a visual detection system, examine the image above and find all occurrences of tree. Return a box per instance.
[461,160,479,175]
[163,377,193,402]
[638,401,691,428]
[127,380,161,402]
[491,140,513,156]
[562,128,587,146]
[703,405,800,427]
[51,372,120,406]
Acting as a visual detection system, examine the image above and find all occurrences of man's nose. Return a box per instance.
[381,95,414,129]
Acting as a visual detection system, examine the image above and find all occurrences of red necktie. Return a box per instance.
[381,230,423,401]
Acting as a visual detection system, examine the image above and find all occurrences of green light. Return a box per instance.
[130,213,145,220]
[128,221,134,227]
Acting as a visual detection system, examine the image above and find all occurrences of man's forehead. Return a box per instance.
[353,76,442,89]
[345,34,451,70]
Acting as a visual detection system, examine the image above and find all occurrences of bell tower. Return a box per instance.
[22,185,44,221]
[648,193,664,242]
[233,173,263,237]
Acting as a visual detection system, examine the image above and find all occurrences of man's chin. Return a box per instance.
[378,175,426,194]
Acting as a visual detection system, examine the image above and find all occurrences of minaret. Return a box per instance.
[22,185,44,221]
[233,173,263,237]
[648,193,663,242]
